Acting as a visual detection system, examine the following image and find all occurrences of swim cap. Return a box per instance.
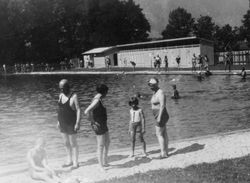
[59,79,70,95]
[148,77,159,85]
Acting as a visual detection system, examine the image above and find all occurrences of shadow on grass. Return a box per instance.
[113,156,152,169]
[79,154,128,167]
[169,143,205,156]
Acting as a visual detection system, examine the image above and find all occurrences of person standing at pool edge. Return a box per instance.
[148,78,169,159]
[128,97,147,158]
[58,79,81,169]
[84,84,110,171]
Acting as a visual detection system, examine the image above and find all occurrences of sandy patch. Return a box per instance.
[1,129,250,183]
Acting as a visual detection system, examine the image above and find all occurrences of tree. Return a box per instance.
[161,7,194,39]
[241,9,250,46]
[0,0,150,64]
[213,24,238,51]
[87,0,150,47]
[194,15,215,40]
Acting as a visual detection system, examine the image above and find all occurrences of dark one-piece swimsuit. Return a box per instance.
[58,94,77,134]
[92,99,108,135]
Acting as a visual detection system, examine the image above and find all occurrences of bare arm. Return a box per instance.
[157,90,166,123]
[41,155,56,175]
[73,94,81,130]
[84,98,99,123]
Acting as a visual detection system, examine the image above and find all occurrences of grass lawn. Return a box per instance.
[97,154,250,183]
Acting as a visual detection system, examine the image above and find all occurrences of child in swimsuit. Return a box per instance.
[128,97,147,158]
[27,138,64,183]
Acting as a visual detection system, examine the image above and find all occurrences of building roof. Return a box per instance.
[82,36,214,55]
[116,36,213,50]
[117,36,213,48]
[82,47,114,54]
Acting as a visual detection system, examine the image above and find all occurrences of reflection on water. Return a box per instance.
[0,74,249,167]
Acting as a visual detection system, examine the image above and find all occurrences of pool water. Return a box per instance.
[0,74,249,167]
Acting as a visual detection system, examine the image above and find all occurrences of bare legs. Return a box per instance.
[130,131,147,157]
[30,171,61,183]
[61,133,78,167]
[155,125,168,157]
[96,131,110,169]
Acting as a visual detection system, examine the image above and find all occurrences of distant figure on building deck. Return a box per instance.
[224,52,233,72]
[164,55,168,72]
[2,64,6,74]
[155,55,162,72]
[105,56,111,71]
[130,61,136,71]
[192,54,197,72]
[176,55,181,70]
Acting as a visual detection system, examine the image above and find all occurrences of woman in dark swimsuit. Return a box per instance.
[58,79,81,169]
[84,84,110,171]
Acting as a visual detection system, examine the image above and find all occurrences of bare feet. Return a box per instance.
[62,162,73,168]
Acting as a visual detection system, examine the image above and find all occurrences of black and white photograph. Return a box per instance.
[0,0,250,182]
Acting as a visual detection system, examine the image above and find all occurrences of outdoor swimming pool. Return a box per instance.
[0,74,249,167]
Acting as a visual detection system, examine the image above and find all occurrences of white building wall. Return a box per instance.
[93,54,115,68]
[118,45,200,68]
[94,56,105,68]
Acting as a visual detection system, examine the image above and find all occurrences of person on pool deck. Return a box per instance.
[148,78,169,159]
[84,84,110,171]
[27,138,63,183]
[241,67,247,79]
[171,84,180,99]
[57,79,81,169]
[128,97,147,158]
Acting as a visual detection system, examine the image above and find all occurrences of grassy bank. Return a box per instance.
[98,154,250,183]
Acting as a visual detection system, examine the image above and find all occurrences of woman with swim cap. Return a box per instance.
[148,77,169,159]
[58,79,81,169]
[84,84,110,171]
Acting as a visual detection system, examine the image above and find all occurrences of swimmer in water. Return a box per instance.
[196,71,204,81]
[27,138,63,183]
[204,67,212,76]
[171,85,180,99]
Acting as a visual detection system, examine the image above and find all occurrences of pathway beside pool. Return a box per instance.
[11,69,249,75]
[1,129,250,183]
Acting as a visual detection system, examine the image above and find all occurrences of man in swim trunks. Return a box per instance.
[148,78,169,159]
[58,79,81,169]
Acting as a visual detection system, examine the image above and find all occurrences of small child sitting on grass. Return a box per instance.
[27,138,77,183]
[128,97,147,158]
[27,138,63,183]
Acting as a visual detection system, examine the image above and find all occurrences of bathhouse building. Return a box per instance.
[82,36,214,68]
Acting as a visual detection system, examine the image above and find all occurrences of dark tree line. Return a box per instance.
[0,0,150,65]
[161,7,250,52]
[2,2,250,65]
